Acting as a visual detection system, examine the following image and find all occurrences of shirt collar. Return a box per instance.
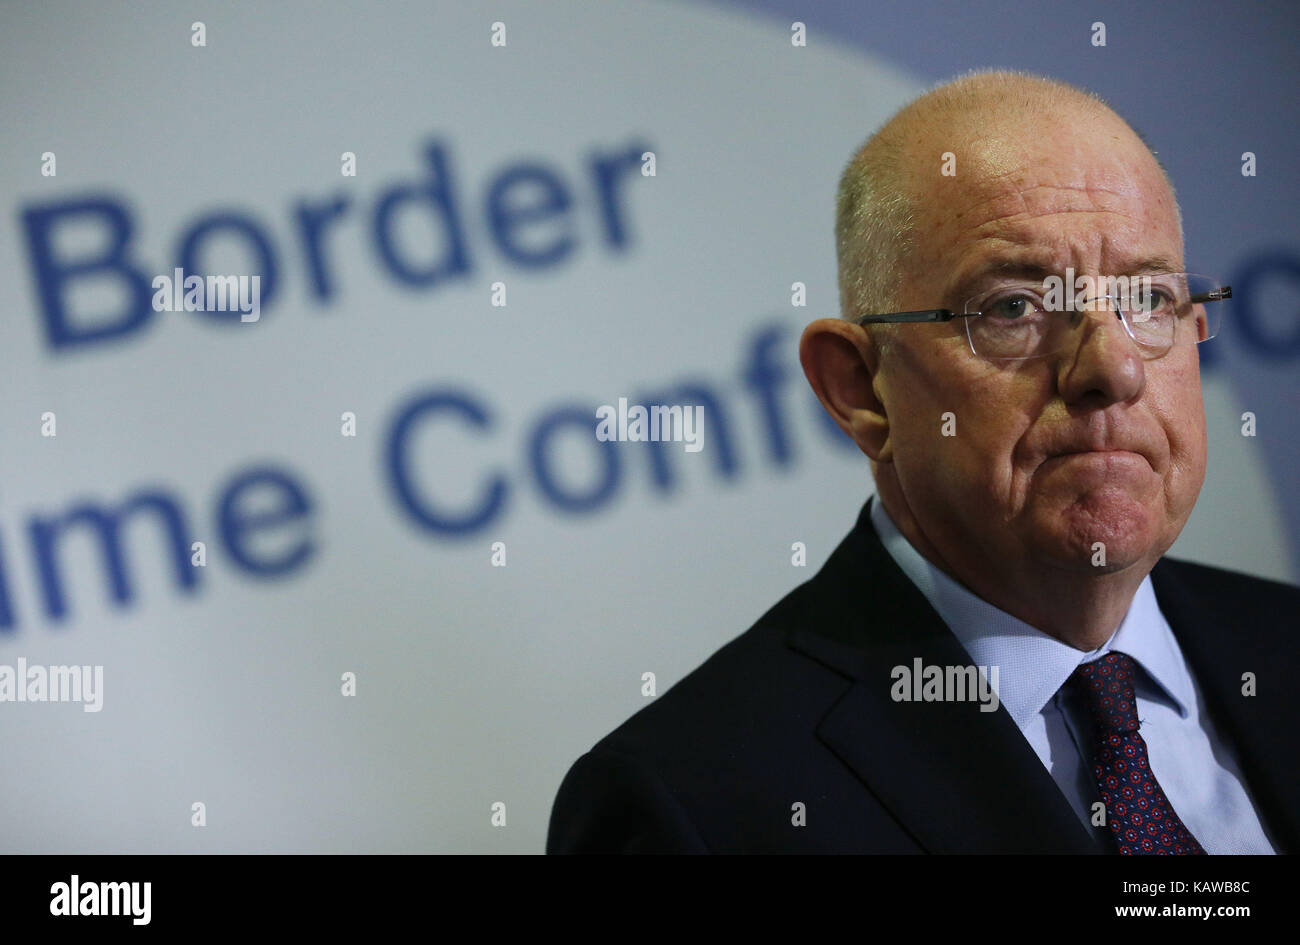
[867,494,1193,729]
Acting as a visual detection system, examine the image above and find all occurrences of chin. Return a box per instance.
[1029,490,1159,572]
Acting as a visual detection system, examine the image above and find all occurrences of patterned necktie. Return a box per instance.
[1068,651,1206,855]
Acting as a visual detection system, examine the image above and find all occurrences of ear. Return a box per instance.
[799,318,893,463]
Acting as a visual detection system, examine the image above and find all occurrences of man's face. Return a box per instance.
[876,112,1206,577]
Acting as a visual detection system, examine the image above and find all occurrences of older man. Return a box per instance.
[547,71,1299,854]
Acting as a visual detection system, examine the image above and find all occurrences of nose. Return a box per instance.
[1054,302,1146,407]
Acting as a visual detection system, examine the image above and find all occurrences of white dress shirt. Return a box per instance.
[868,495,1276,854]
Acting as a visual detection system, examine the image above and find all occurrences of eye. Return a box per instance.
[983,293,1042,321]
[1130,288,1175,316]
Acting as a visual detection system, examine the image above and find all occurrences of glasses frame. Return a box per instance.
[853,278,1231,361]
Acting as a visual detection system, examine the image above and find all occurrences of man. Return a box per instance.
[547,71,1300,854]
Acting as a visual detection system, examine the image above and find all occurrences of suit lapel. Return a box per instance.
[786,498,1102,854]
[1151,559,1300,853]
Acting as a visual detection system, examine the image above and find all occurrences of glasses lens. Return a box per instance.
[963,286,1049,359]
[964,273,1226,361]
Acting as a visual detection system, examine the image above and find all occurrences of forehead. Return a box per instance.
[912,114,1183,292]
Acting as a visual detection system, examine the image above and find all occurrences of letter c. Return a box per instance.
[386,389,507,536]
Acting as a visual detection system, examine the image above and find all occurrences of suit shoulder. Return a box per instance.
[570,573,846,782]
[1153,555,1299,651]
[547,742,710,853]
[610,578,835,736]
[1156,555,1300,602]
[548,574,854,853]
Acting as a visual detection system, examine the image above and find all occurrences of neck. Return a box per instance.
[874,475,1148,651]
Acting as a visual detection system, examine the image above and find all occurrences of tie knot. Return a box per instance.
[1069,650,1140,733]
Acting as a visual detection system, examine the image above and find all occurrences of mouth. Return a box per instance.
[1042,449,1150,470]
[1054,448,1143,458]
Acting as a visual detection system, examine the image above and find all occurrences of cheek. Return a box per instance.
[1152,355,1207,474]
[885,336,1045,499]
[898,367,1039,495]
[1173,400,1207,464]
[965,372,1047,466]
[1168,407,1208,505]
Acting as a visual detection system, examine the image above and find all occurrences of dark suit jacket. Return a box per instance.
[547,497,1300,853]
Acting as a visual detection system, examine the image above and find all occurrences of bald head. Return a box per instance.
[835,70,1181,333]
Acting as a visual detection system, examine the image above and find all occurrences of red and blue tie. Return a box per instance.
[1069,651,1207,855]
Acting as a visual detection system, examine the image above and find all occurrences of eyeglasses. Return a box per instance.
[855,272,1229,361]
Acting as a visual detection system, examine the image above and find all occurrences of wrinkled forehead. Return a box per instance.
[912,111,1182,267]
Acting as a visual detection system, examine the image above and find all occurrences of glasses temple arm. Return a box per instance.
[855,309,962,325]
[1190,286,1231,304]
